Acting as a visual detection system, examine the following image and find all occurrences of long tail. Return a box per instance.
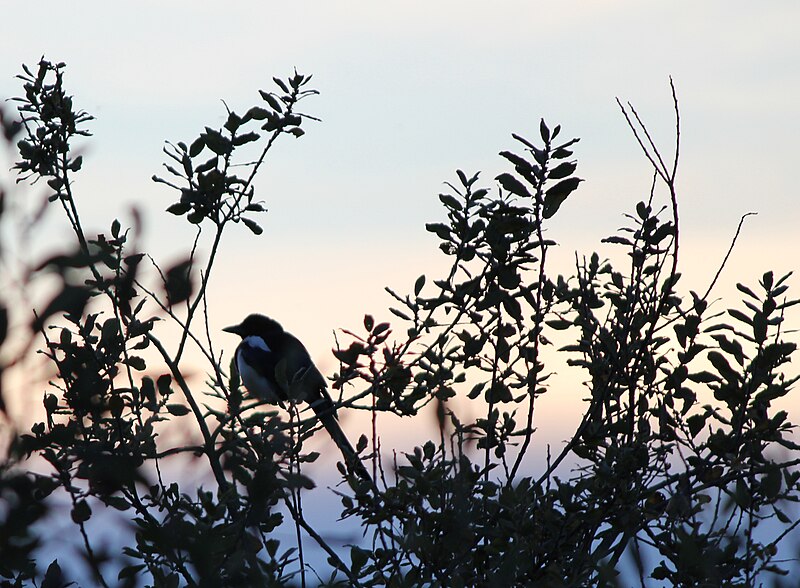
[311,389,375,490]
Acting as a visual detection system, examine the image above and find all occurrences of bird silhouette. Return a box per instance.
[224,314,373,486]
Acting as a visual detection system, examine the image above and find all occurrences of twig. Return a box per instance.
[669,77,681,183]
[281,496,364,587]
[701,212,758,302]
[289,405,307,588]
[146,333,229,492]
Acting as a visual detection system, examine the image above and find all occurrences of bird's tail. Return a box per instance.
[311,390,375,490]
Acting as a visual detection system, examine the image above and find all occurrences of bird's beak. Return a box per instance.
[223,324,241,336]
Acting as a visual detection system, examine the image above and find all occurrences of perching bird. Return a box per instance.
[223,314,372,486]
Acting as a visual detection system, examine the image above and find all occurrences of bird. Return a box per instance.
[223,314,373,487]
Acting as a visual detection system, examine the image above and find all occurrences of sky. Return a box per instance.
[3,0,798,440]
[2,1,799,581]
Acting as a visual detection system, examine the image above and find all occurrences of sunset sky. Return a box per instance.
[2,2,799,577]
[3,0,798,431]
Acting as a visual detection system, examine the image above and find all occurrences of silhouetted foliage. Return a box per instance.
[1,58,798,587]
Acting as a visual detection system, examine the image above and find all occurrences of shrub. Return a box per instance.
[1,59,798,587]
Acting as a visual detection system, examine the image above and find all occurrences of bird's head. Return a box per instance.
[223,314,284,338]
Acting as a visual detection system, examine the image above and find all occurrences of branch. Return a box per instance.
[146,333,229,492]
[701,212,758,302]
[281,495,364,587]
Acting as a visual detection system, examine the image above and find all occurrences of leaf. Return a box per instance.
[224,111,242,133]
[166,202,190,216]
[495,173,532,198]
[727,308,752,326]
[761,468,782,500]
[543,177,581,219]
[140,377,156,408]
[601,235,633,246]
[233,131,260,146]
[774,506,791,523]
[332,342,366,365]
[546,319,573,330]
[195,156,218,174]
[118,564,146,580]
[164,164,182,178]
[425,223,451,240]
[259,90,283,112]
[502,296,522,321]
[71,499,91,523]
[414,275,426,296]
[736,282,759,300]
[648,222,674,245]
[41,560,64,588]
[467,382,485,399]
[105,495,131,511]
[165,260,193,305]
[762,270,773,290]
[548,161,576,180]
[734,478,751,508]
[126,356,146,371]
[530,145,547,166]
[32,286,91,330]
[539,118,550,142]
[686,413,707,438]
[181,152,193,176]
[499,150,532,171]
[688,371,718,383]
[707,351,740,384]
[761,341,796,368]
[272,77,290,94]
[438,193,462,210]
[711,334,745,366]
[389,307,410,321]
[189,136,205,157]
[351,546,369,571]
[244,106,270,121]
[753,311,768,343]
[157,374,172,395]
[242,217,263,235]
[202,127,231,156]
[511,132,536,150]
[167,403,190,416]
[47,177,63,191]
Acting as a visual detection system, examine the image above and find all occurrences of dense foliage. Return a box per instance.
[1,59,799,587]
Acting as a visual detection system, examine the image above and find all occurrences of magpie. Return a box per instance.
[223,314,372,486]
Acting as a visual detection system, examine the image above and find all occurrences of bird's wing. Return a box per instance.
[278,334,374,488]
[276,333,329,404]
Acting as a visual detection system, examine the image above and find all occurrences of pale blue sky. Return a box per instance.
[3,0,798,430]
[3,2,797,315]
[3,3,799,581]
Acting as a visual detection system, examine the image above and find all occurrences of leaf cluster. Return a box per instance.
[155,71,317,235]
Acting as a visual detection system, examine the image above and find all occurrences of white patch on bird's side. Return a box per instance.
[243,335,270,352]
[237,336,281,404]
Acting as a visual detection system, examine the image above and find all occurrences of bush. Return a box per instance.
[1,59,798,587]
